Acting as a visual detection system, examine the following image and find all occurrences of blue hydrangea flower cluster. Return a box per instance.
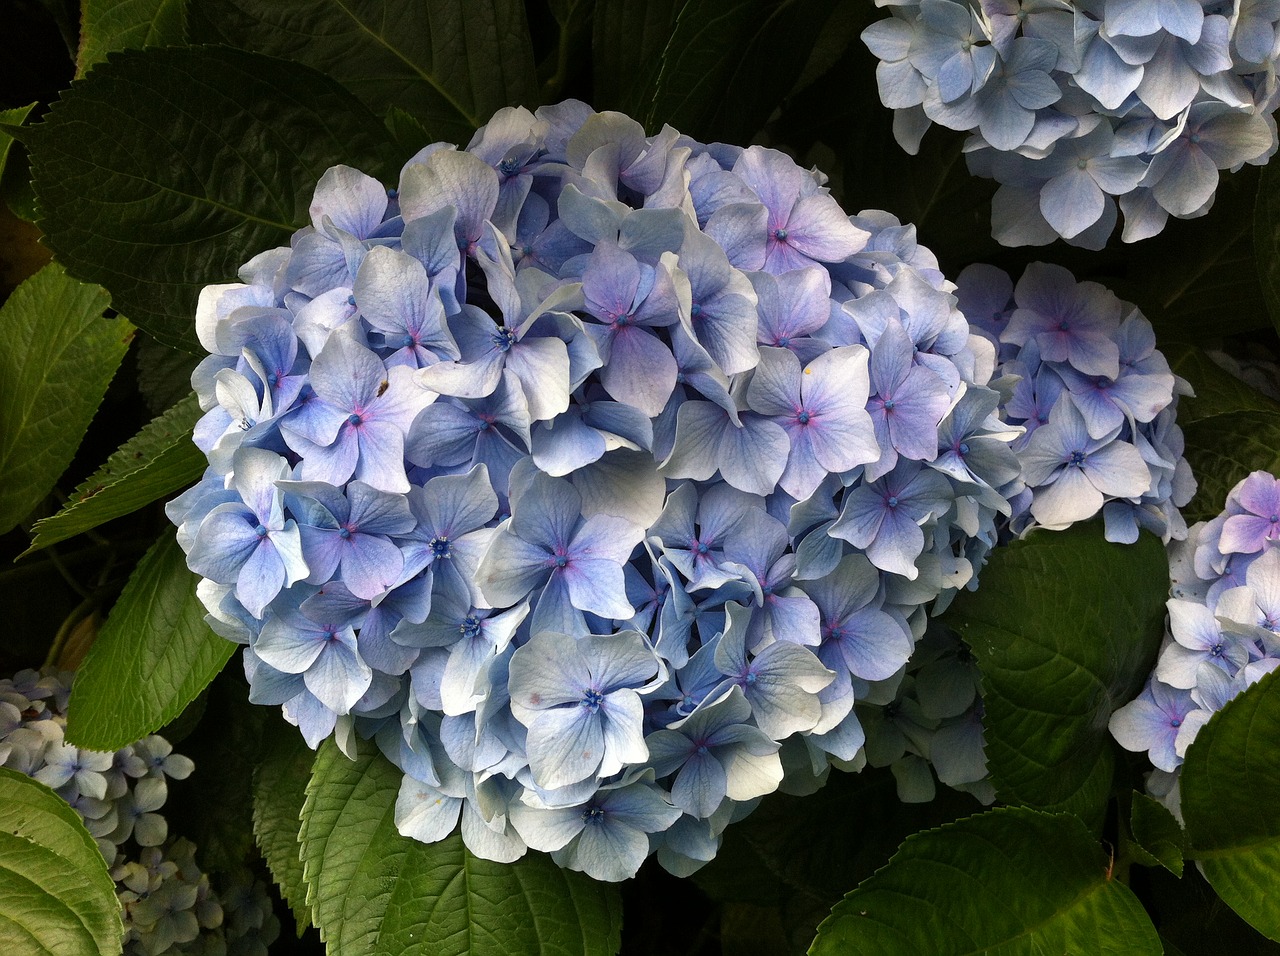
[169,100,1041,881]
[0,668,278,956]
[956,260,1195,543]
[1110,470,1280,817]
[862,0,1280,247]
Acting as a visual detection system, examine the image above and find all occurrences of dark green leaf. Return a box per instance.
[810,808,1160,955]
[1256,157,1280,335]
[253,731,315,934]
[23,393,204,554]
[1166,343,1280,522]
[1129,792,1185,877]
[591,0,680,115]
[645,0,839,143]
[1182,668,1280,941]
[27,45,391,352]
[0,767,123,955]
[0,263,127,534]
[945,524,1168,827]
[77,0,187,76]
[0,103,36,183]
[186,0,538,141]
[300,738,622,956]
[66,533,235,750]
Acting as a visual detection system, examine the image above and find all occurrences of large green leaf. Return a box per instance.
[186,0,538,141]
[591,0,681,115]
[23,393,204,555]
[945,524,1168,826]
[810,808,1160,955]
[0,264,128,534]
[252,730,315,933]
[27,45,391,352]
[644,0,839,143]
[77,0,187,76]
[0,767,122,955]
[1182,668,1280,941]
[1166,343,1280,522]
[300,738,622,956]
[1128,792,1185,877]
[66,533,235,750]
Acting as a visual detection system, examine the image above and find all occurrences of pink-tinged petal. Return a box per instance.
[563,559,634,620]
[1220,514,1279,555]
[339,534,404,601]
[716,414,789,496]
[599,326,678,418]
[475,526,552,608]
[747,346,802,417]
[784,194,870,261]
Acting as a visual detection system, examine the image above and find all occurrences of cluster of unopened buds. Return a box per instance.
[863,0,1280,246]
[170,99,1188,880]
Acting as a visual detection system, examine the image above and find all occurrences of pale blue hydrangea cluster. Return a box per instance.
[0,669,278,955]
[1111,470,1280,817]
[862,0,1280,247]
[168,101,1043,881]
[956,260,1195,543]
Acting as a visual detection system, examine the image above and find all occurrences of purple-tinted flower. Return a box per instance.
[865,319,953,480]
[1109,678,1196,772]
[1220,471,1280,554]
[830,461,954,579]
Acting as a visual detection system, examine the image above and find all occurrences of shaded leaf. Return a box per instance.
[1256,157,1280,337]
[0,767,122,955]
[644,0,839,143]
[810,807,1160,955]
[66,533,235,750]
[1129,792,1185,877]
[0,263,127,534]
[1182,668,1280,941]
[23,393,204,554]
[591,0,680,115]
[945,524,1168,827]
[27,45,391,352]
[1167,344,1280,522]
[77,0,187,76]
[300,737,622,956]
[253,730,314,934]
[186,0,538,141]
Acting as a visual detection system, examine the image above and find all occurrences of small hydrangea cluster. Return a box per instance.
[169,100,1042,881]
[862,0,1280,247]
[0,669,278,955]
[1110,471,1280,816]
[956,260,1195,543]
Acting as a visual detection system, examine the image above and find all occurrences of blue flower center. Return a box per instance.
[581,805,606,825]
[554,551,569,568]
[460,616,483,640]
[1170,717,1182,728]
[267,371,279,387]
[883,399,896,411]
[958,442,970,455]
[254,524,268,538]
[386,187,398,199]
[581,688,605,712]
[493,327,517,352]
[773,228,788,241]
[777,336,791,347]
[498,157,520,176]
[1271,515,1279,524]
[696,541,711,555]
[1058,320,1070,331]
[1069,450,1086,466]
[347,295,357,307]
[398,334,415,349]
[429,536,451,558]
[691,303,703,318]
[347,412,363,426]
[887,495,899,508]
[339,528,352,540]
[797,410,810,425]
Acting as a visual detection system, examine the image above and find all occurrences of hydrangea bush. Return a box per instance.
[862,0,1280,247]
[5,1,1280,953]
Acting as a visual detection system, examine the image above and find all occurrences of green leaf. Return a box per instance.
[186,0,538,141]
[1129,792,1185,877]
[810,807,1160,955]
[66,533,235,750]
[644,0,840,143]
[1182,668,1280,941]
[0,767,123,955]
[300,738,623,956]
[23,393,204,554]
[945,524,1168,826]
[252,731,315,934]
[77,0,187,76]
[591,0,680,115]
[0,103,36,183]
[27,45,391,353]
[1166,343,1280,522]
[0,263,128,535]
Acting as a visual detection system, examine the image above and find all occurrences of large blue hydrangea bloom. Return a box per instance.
[171,102,1184,881]
[863,0,1280,247]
